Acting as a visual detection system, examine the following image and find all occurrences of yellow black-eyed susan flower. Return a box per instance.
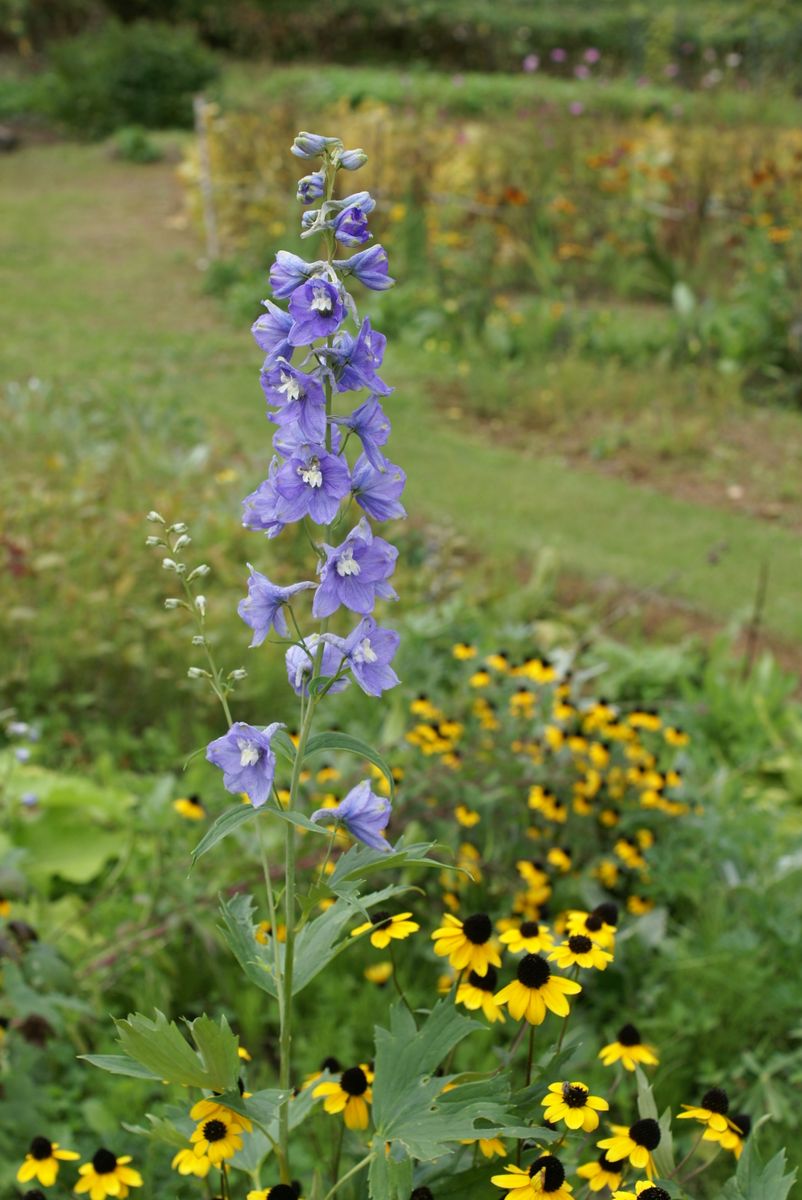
[316,764,341,784]
[190,1097,253,1131]
[628,708,661,732]
[469,669,491,688]
[364,961,393,986]
[664,725,689,747]
[614,837,647,870]
[494,954,581,1025]
[612,1185,671,1200]
[485,650,510,672]
[452,642,477,660]
[0,894,11,917]
[499,920,554,955]
[247,1185,302,1200]
[576,1152,624,1192]
[492,1155,573,1200]
[351,910,419,949]
[455,804,480,827]
[599,1023,659,1071]
[238,1045,252,1063]
[173,794,206,820]
[510,688,535,717]
[549,935,613,972]
[461,1136,506,1158]
[255,920,287,944]
[190,1110,247,1164]
[75,1150,143,1200]
[431,912,500,976]
[627,895,654,916]
[567,903,618,949]
[16,1137,79,1186]
[717,1112,750,1159]
[598,1118,661,1179]
[410,694,441,720]
[678,1087,740,1137]
[456,966,506,1023]
[171,1146,212,1177]
[541,1081,609,1132]
[313,1064,373,1129]
[303,1056,341,1088]
[546,847,572,874]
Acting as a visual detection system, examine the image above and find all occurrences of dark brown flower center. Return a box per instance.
[528,1155,565,1191]
[371,911,392,929]
[462,913,492,944]
[517,953,550,989]
[630,1118,661,1150]
[562,1083,588,1108]
[567,935,592,954]
[30,1137,52,1161]
[519,921,540,937]
[468,966,498,991]
[92,1149,118,1174]
[617,1023,641,1046]
[341,1066,368,1096]
[702,1087,729,1114]
[203,1119,228,1143]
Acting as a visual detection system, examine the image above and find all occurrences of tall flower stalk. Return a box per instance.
[205,131,402,1182]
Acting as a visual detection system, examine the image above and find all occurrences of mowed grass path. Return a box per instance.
[2,145,800,642]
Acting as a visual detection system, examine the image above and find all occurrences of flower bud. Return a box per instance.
[168,522,188,534]
[162,558,178,571]
[297,171,325,203]
[172,535,192,551]
[145,536,163,547]
[291,132,342,160]
[338,147,368,171]
[175,562,187,574]
[192,635,206,646]
[146,510,166,524]
[188,564,210,580]
[195,595,207,615]
[164,598,182,609]
[187,667,210,679]
[229,668,248,680]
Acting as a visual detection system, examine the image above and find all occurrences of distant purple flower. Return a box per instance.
[332,395,391,469]
[206,721,284,808]
[242,459,287,539]
[285,634,349,696]
[269,251,320,299]
[6,721,29,737]
[313,517,398,619]
[522,54,540,73]
[341,616,400,696]
[274,445,351,524]
[584,47,600,63]
[574,64,590,80]
[334,245,394,291]
[238,565,315,645]
[291,132,342,159]
[569,101,584,116]
[288,279,345,345]
[21,791,38,808]
[550,47,566,63]
[351,454,407,521]
[261,359,327,443]
[297,171,325,203]
[311,780,392,851]
[252,301,294,364]
[333,192,376,246]
[332,319,391,395]
[14,747,30,763]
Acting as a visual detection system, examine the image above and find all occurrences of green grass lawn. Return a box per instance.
[1,139,800,694]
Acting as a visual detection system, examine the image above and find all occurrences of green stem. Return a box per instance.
[671,1128,705,1178]
[321,1153,373,1200]
[390,940,414,1014]
[330,1118,345,1188]
[525,1024,535,1087]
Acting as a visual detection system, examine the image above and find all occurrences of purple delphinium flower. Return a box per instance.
[285,634,349,696]
[332,395,391,469]
[297,171,325,203]
[206,721,284,808]
[313,517,398,619]
[252,300,295,364]
[337,147,368,171]
[341,616,400,696]
[242,458,287,539]
[288,278,345,345]
[291,132,342,159]
[272,420,341,460]
[261,359,327,443]
[273,445,351,525]
[331,319,391,395]
[269,251,322,299]
[238,565,315,645]
[332,193,376,246]
[311,780,392,851]
[333,245,394,291]
[351,453,407,522]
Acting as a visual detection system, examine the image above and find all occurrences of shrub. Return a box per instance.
[44,20,217,138]
[109,123,163,162]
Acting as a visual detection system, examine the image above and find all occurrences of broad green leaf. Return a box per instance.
[218,892,279,997]
[327,840,442,888]
[192,803,257,863]
[81,1053,162,1081]
[716,1139,797,1200]
[14,812,125,884]
[272,729,297,764]
[369,1146,411,1200]
[188,1013,240,1092]
[123,1109,194,1149]
[114,1010,239,1091]
[304,731,395,797]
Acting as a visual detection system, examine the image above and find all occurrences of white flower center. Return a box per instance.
[336,547,361,577]
[298,457,323,488]
[310,284,333,315]
[353,637,377,664]
[237,738,260,767]
[279,371,301,403]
